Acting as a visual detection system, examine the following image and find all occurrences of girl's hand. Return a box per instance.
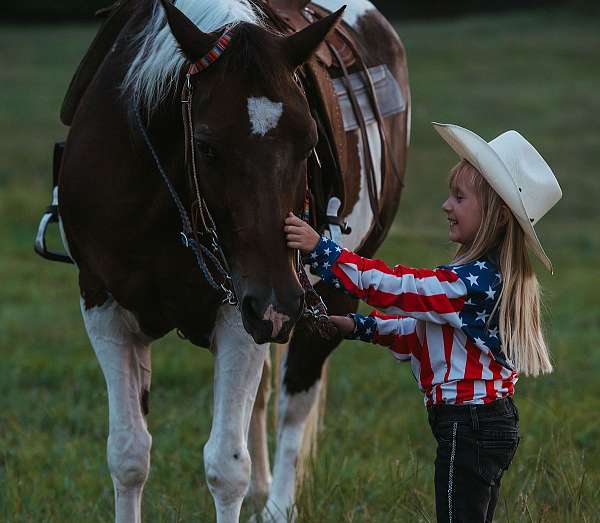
[284,212,320,253]
[329,315,356,336]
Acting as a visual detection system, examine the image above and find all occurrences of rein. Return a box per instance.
[133,108,236,306]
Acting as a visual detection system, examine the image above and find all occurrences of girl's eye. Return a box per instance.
[197,141,218,161]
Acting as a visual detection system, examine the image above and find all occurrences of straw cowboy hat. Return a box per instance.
[432,122,562,273]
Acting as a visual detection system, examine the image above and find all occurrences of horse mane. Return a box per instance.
[123,0,264,112]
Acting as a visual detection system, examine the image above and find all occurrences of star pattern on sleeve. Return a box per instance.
[347,313,377,342]
[303,235,345,289]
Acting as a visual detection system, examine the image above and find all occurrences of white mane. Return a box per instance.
[123,0,263,112]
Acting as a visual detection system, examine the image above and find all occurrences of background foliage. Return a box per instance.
[1,5,599,523]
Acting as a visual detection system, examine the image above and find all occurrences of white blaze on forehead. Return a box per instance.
[314,0,376,27]
[248,97,283,136]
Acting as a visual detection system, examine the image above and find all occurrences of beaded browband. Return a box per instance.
[188,28,234,75]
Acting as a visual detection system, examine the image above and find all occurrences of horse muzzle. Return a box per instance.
[240,290,305,344]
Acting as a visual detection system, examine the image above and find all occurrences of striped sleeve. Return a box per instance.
[307,236,467,327]
[348,311,416,361]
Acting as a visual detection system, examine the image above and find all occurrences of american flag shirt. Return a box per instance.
[307,236,518,405]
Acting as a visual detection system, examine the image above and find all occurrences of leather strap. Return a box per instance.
[329,44,382,229]
[304,59,348,183]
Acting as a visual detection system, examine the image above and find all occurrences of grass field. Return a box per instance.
[1,7,600,522]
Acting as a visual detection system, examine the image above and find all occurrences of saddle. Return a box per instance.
[258,0,394,235]
[58,0,396,239]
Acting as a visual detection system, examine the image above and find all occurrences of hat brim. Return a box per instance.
[432,122,553,273]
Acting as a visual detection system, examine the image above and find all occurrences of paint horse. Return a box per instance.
[57,0,409,521]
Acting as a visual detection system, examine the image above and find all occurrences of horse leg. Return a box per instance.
[247,348,273,506]
[258,289,356,522]
[256,340,325,522]
[205,305,268,523]
[81,296,152,523]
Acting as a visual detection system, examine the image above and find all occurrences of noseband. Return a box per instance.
[134,26,336,340]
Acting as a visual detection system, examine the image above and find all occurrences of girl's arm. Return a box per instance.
[343,310,417,361]
[283,213,493,328]
[308,234,467,326]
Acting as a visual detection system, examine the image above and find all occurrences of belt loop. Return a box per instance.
[469,405,479,431]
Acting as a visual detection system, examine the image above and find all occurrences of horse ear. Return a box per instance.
[284,7,346,69]
[159,0,217,63]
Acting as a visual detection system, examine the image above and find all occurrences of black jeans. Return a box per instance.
[427,397,520,523]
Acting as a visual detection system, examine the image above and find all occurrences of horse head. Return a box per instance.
[159,1,344,344]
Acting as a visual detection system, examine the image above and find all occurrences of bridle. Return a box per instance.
[180,28,237,305]
[133,28,237,306]
[134,25,334,337]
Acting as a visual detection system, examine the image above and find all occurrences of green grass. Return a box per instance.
[1,8,599,522]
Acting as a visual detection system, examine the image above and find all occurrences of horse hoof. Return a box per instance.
[248,504,297,523]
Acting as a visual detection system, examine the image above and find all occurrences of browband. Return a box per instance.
[188,28,233,75]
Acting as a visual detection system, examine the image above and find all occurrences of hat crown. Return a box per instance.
[488,131,562,225]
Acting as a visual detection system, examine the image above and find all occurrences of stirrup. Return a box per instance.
[34,142,74,264]
[324,196,351,245]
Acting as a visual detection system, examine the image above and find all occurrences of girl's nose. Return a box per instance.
[442,198,452,212]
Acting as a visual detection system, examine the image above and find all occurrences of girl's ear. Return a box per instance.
[499,205,511,227]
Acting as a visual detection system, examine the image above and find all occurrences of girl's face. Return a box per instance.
[442,168,483,246]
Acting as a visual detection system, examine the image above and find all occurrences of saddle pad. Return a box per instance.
[333,65,405,132]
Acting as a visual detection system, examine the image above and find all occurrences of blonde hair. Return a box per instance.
[450,160,552,376]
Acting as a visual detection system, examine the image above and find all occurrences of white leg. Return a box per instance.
[81,297,152,523]
[258,376,321,523]
[205,305,268,523]
[248,349,272,506]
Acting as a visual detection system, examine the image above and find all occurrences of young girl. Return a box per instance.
[284,123,562,523]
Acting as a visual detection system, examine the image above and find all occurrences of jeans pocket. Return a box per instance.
[433,421,468,445]
[476,436,520,486]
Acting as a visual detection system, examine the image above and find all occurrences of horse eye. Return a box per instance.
[197,140,218,161]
